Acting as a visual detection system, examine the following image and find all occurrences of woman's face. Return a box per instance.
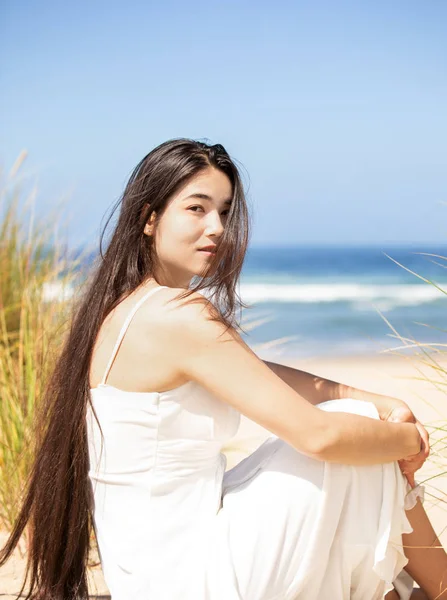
[146,166,233,288]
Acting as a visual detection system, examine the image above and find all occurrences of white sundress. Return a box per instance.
[86,285,425,600]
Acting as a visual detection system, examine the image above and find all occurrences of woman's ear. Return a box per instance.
[143,210,156,236]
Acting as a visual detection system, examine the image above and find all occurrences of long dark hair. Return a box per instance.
[0,138,251,599]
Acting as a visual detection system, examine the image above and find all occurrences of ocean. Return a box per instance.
[237,245,447,360]
[52,244,447,361]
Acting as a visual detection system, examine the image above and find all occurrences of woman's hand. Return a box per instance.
[343,387,430,486]
[382,403,430,488]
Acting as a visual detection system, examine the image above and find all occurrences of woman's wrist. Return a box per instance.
[342,385,423,462]
[401,421,422,456]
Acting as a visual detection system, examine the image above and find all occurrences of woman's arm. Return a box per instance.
[262,361,428,483]
[263,360,409,418]
[262,360,346,404]
[262,362,423,465]
[161,292,421,466]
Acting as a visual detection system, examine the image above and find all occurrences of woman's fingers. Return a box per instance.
[389,409,430,462]
[414,420,430,459]
[398,461,417,488]
[388,405,416,424]
[384,403,430,489]
[405,472,416,488]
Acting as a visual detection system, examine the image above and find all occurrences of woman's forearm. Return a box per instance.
[263,360,345,404]
[262,360,403,419]
[316,411,421,466]
[263,360,422,464]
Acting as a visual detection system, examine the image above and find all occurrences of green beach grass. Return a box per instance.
[0,153,84,536]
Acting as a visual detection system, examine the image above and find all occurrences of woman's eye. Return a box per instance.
[188,206,229,216]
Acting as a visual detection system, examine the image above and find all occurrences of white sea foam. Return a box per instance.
[42,281,75,302]
[41,280,446,312]
[239,282,445,309]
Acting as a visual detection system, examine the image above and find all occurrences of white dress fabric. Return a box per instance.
[87,285,425,600]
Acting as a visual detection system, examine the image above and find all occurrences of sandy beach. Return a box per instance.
[1,352,445,598]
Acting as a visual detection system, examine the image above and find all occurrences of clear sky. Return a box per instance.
[1,0,446,249]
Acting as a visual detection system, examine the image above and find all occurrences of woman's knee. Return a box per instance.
[316,398,380,420]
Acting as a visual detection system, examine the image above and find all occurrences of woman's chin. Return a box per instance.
[193,264,217,279]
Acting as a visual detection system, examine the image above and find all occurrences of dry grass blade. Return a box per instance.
[0,156,80,531]
[381,252,447,519]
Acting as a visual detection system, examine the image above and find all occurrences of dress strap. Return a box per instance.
[100,285,168,386]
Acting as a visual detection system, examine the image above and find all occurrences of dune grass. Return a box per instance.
[373,252,447,522]
[0,153,83,532]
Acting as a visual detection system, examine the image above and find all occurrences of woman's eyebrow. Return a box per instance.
[183,193,232,205]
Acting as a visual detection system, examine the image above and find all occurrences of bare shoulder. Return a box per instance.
[150,287,328,458]
[142,286,230,349]
[151,287,230,333]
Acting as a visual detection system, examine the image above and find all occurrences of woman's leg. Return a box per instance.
[385,587,428,599]
[385,591,400,599]
[400,497,447,599]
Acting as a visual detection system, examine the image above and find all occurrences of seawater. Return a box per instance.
[238,245,447,359]
[52,244,447,360]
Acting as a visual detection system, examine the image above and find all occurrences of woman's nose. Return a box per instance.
[204,212,225,236]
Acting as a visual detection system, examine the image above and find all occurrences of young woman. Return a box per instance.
[1,139,446,600]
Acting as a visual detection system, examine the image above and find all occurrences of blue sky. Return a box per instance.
[1,0,446,249]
